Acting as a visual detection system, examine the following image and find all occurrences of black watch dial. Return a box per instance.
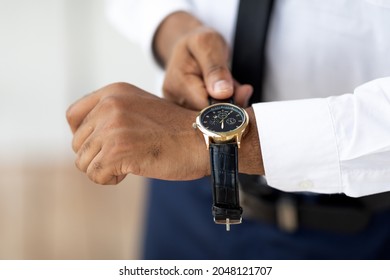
[200,104,246,133]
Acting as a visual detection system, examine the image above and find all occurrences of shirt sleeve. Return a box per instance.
[105,0,193,58]
[253,77,390,197]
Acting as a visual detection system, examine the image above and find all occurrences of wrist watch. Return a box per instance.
[195,99,249,231]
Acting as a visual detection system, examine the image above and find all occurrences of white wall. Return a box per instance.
[0,0,158,164]
[0,0,156,259]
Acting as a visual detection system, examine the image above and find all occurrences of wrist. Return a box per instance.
[187,110,211,177]
[153,11,203,66]
[239,107,264,175]
[192,104,263,177]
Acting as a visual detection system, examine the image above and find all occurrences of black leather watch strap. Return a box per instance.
[209,143,243,224]
[208,97,234,105]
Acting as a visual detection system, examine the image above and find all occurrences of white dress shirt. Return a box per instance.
[106,0,390,197]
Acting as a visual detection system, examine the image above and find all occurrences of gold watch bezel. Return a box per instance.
[195,103,249,149]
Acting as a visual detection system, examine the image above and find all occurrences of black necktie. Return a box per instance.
[234,0,275,200]
[231,0,274,104]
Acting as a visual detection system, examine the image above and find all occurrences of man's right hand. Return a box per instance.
[153,12,253,110]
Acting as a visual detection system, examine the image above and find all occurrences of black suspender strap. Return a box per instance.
[231,0,274,104]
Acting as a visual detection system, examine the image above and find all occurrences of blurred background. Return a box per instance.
[0,0,158,259]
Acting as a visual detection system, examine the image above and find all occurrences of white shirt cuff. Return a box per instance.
[253,99,342,195]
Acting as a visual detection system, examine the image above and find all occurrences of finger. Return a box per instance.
[72,122,95,153]
[86,152,126,185]
[188,30,234,100]
[164,74,209,110]
[66,91,100,134]
[185,75,210,109]
[75,134,102,173]
[234,83,253,108]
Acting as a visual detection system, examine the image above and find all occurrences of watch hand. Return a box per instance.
[219,110,233,129]
[219,110,233,123]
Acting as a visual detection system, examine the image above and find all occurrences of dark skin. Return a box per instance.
[66,12,264,185]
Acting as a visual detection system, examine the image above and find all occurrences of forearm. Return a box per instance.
[153,11,203,66]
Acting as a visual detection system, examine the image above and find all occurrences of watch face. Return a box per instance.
[200,104,246,133]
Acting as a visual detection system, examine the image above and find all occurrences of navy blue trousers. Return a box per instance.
[142,178,390,259]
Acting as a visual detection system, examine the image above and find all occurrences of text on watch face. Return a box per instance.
[201,105,245,133]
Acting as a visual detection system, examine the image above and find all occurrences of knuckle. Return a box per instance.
[87,161,105,184]
[66,105,75,126]
[72,138,79,153]
[75,156,87,173]
[65,107,72,123]
[206,64,228,77]
[125,162,141,177]
[162,86,187,107]
[74,157,81,170]
[162,70,183,93]
[77,141,91,157]
[110,81,133,92]
[100,95,123,110]
[90,175,105,185]
[72,132,91,153]
[192,28,222,47]
[101,177,116,185]
[162,81,172,98]
[92,161,103,172]
[71,136,79,151]
[162,81,181,100]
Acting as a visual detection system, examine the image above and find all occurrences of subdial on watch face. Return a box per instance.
[226,118,236,125]
[217,112,228,119]
[201,104,245,133]
[208,114,219,126]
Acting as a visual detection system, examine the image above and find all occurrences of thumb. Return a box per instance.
[205,66,234,100]
[188,28,234,100]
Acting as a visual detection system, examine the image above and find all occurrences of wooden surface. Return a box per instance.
[0,161,146,259]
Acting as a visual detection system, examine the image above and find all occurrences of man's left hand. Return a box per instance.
[66,82,209,185]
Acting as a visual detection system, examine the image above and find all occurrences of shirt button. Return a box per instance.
[298,180,314,190]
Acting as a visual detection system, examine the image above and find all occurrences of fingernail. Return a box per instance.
[213,80,233,93]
